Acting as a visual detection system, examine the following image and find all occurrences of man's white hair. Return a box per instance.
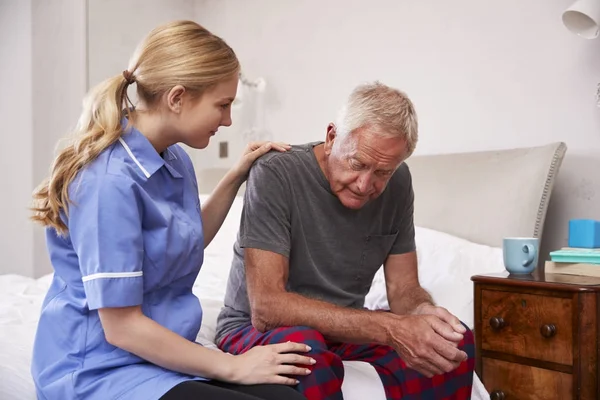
[335,81,419,156]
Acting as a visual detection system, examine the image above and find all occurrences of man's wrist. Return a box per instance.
[372,311,402,346]
[412,301,435,315]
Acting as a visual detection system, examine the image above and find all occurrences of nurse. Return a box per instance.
[29,20,312,400]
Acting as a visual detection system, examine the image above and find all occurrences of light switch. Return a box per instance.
[219,141,228,158]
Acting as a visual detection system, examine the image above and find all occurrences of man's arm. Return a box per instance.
[384,251,466,339]
[246,248,392,345]
[384,251,434,315]
[382,165,462,331]
[245,247,468,377]
[382,167,434,315]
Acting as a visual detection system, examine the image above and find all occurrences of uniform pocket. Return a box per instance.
[144,213,203,290]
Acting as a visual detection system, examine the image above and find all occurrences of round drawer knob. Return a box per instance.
[540,324,557,338]
[489,316,506,330]
[490,390,505,400]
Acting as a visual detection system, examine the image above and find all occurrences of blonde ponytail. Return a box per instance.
[31,20,239,235]
[31,73,132,235]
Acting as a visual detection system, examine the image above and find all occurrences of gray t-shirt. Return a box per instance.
[215,142,415,342]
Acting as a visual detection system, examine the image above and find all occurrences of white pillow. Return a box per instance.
[364,226,506,329]
[194,195,244,345]
[196,195,244,300]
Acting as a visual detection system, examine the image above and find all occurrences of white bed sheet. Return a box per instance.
[0,273,488,400]
[0,221,492,399]
[0,273,52,400]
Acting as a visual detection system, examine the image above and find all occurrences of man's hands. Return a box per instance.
[412,303,466,343]
[381,253,469,377]
[383,310,468,378]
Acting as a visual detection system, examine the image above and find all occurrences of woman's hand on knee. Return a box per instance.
[228,341,316,385]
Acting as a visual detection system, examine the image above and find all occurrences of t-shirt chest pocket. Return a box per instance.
[337,231,399,298]
[360,231,399,274]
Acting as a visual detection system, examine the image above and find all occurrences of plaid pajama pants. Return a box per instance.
[218,324,475,400]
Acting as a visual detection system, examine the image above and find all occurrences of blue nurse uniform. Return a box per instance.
[31,121,208,400]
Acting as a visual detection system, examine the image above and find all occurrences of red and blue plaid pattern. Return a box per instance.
[219,324,474,400]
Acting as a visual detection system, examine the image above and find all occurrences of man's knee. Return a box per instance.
[269,326,328,350]
[459,323,475,364]
[270,326,343,371]
[462,324,474,343]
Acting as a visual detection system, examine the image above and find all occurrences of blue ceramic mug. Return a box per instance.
[503,237,540,274]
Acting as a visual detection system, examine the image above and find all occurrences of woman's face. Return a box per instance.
[173,73,238,150]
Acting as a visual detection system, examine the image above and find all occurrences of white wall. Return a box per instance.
[0,0,87,277]
[88,0,196,87]
[0,0,34,277]
[194,0,600,261]
[31,0,88,277]
[0,0,196,277]
[4,0,599,276]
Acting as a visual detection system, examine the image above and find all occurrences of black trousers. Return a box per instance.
[160,380,307,400]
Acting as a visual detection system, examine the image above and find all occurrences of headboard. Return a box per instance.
[195,142,567,249]
[406,142,567,248]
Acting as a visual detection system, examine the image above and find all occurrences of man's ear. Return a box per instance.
[324,123,337,156]
[166,85,186,113]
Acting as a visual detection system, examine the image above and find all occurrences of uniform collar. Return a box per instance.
[119,118,181,179]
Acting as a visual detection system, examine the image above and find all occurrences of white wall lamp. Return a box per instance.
[562,0,600,39]
[233,72,266,108]
[562,0,600,106]
[232,72,271,141]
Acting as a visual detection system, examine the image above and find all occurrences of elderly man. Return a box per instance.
[215,82,474,400]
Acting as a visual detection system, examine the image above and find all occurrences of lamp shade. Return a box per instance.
[563,0,600,39]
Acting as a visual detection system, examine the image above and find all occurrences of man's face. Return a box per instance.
[323,124,408,210]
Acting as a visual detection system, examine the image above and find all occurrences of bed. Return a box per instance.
[0,141,567,400]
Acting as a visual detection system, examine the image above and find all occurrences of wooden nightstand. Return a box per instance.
[471,272,600,400]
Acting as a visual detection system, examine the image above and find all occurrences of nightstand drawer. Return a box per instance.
[481,290,573,365]
[482,358,572,400]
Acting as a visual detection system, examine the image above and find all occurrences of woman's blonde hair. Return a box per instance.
[31,20,239,235]
[335,81,419,157]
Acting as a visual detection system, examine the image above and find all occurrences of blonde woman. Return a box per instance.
[30,20,311,400]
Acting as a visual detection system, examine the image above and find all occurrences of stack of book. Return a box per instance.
[544,219,600,277]
[545,248,600,277]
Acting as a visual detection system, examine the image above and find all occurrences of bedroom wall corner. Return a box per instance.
[0,0,88,278]
[31,0,88,278]
[0,0,34,277]
[2,0,197,278]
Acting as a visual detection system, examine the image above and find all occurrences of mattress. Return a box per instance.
[0,272,387,399]
[0,270,489,400]
[0,273,52,399]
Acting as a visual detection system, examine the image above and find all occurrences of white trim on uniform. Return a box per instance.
[119,138,151,178]
[166,147,177,160]
[82,271,143,282]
